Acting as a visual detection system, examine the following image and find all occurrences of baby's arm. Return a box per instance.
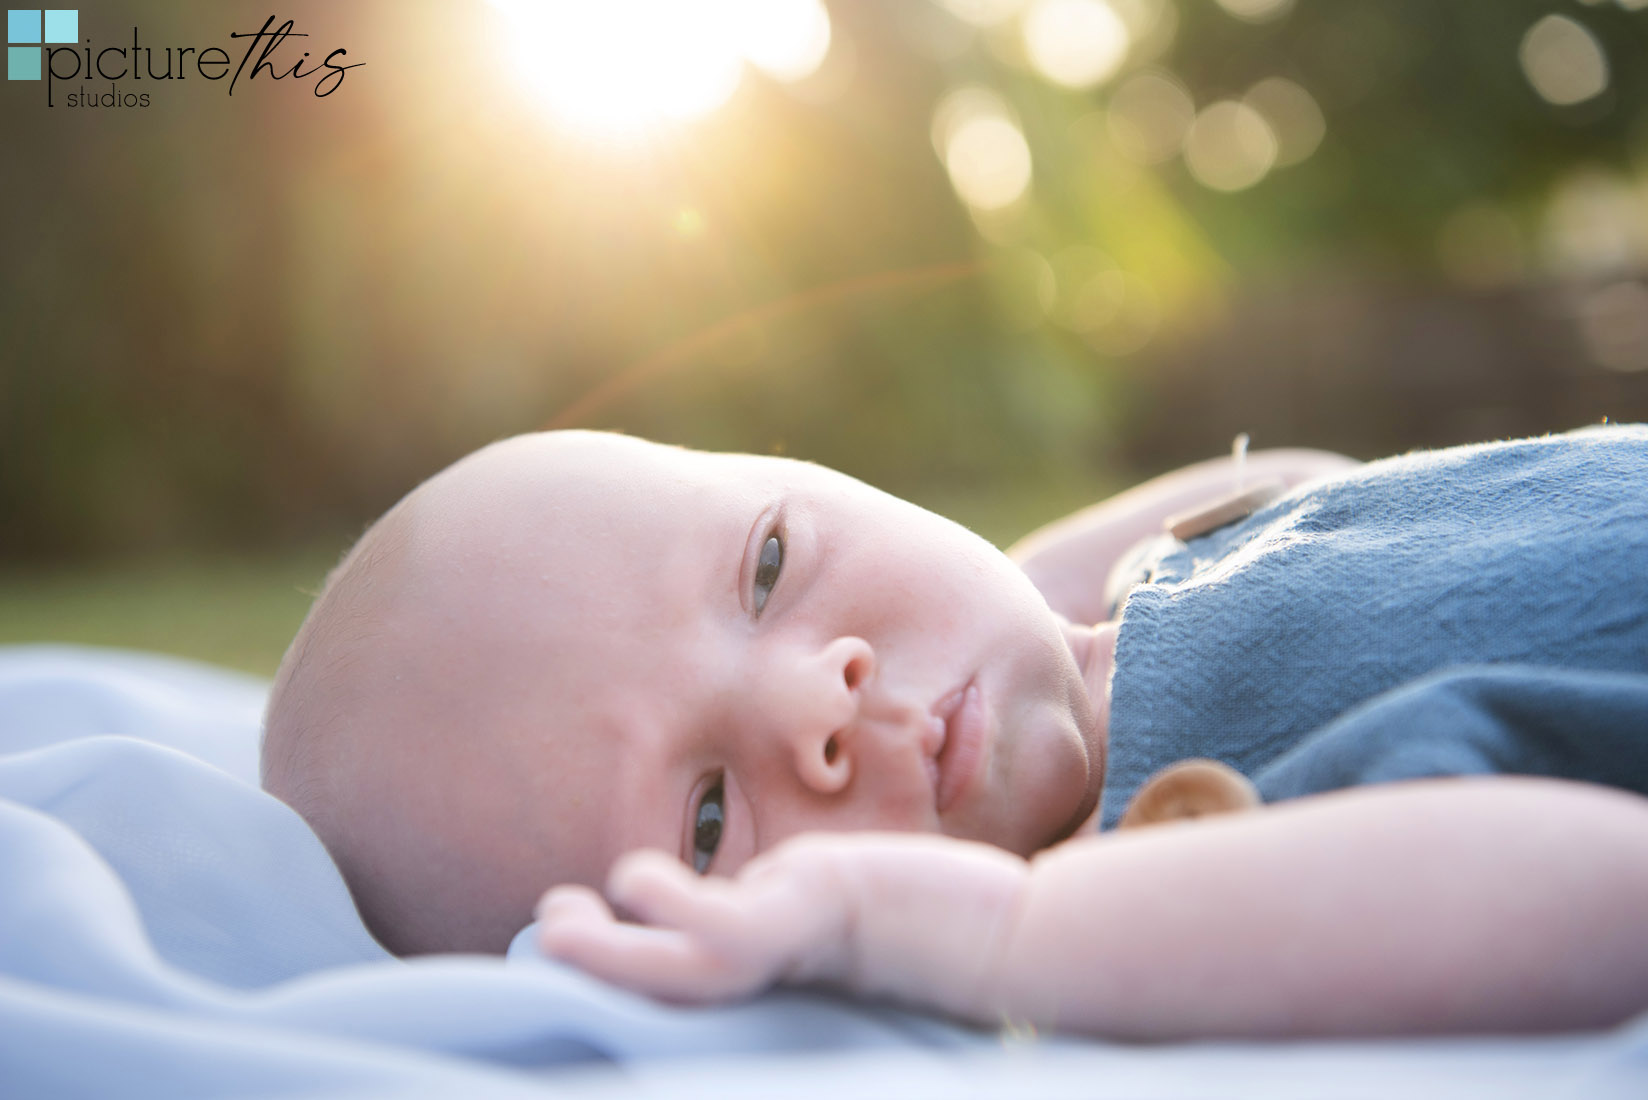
[1010,447,1357,626]
[994,776,1648,1037]
[538,777,1648,1038]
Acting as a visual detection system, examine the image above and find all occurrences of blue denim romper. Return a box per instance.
[1100,425,1648,829]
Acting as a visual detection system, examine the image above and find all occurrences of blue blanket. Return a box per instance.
[5,647,1648,1097]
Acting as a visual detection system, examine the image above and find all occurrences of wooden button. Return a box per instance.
[1163,479,1284,542]
[1117,759,1260,829]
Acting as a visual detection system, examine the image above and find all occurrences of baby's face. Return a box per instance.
[340,432,1103,950]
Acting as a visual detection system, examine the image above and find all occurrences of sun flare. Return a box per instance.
[490,0,832,138]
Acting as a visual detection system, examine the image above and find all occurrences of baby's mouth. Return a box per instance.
[920,700,947,806]
[931,678,986,814]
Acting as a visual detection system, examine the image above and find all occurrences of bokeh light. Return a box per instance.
[1044,245,1160,352]
[1212,0,1294,25]
[935,0,1030,27]
[947,117,1035,211]
[1243,77,1324,167]
[934,87,1034,210]
[1519,15,1609,107]
[1050,245,1123,332]
[1541,169,1648,276]
[490,0,832,137]
[15,0,1648,598]
[1182,99,1277,192]
[1576,281,1648,373]
[1106,69,1195,164]
[1109,0,1179,66]
[1022,0,1131,90]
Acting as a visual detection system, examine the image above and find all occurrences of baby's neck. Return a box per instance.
[1054,616,1118,840]
[1059,617,1119,724]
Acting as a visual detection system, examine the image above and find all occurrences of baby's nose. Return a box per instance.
[786,636,874,794]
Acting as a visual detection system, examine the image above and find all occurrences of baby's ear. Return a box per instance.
[1117,759,1260,830]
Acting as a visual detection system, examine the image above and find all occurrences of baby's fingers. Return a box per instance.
[535,883,612,926]
[606,850,750,935]
[534,856,769,1001]
[539,908,764,1002]
[536,884,624,964]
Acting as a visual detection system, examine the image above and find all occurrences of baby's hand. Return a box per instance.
[535,836,856,1003]
[536,832,1029,1018]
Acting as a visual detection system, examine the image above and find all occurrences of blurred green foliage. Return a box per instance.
[0,549,336,674]
[5,0,1648,575]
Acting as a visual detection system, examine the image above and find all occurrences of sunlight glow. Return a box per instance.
[739,0,833,83]
[490,0,832,137]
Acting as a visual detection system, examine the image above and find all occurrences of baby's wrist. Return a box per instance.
[829,835,1030,1021]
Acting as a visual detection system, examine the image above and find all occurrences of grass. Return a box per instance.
[0,547,343,678]
[0,477,1121,679]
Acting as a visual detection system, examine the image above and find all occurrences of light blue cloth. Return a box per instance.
[1104,425,1648,827]
[0,647,983,1097]
[4,632,1648,1094]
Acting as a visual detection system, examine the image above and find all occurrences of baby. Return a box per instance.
[262,427,1648,1039]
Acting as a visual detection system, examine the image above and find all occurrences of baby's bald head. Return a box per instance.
[259,497,426,948]
[260,432,652,955]
[261,430,1104,957]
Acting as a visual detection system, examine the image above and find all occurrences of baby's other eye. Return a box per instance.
[692,777,725,874]
[753,534,783,613]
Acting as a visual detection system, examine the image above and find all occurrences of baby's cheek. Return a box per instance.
[1007,701,1095,852]
[775,780,937,851]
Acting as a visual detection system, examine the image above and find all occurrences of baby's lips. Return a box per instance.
[922,709,948,759]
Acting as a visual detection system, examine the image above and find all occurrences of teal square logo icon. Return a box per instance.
[42,7,71,40]
[9,9,77,80]
[7,9,40,43]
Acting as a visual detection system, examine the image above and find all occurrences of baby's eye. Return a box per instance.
[753,534,783,613]
[692,777,725,874]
